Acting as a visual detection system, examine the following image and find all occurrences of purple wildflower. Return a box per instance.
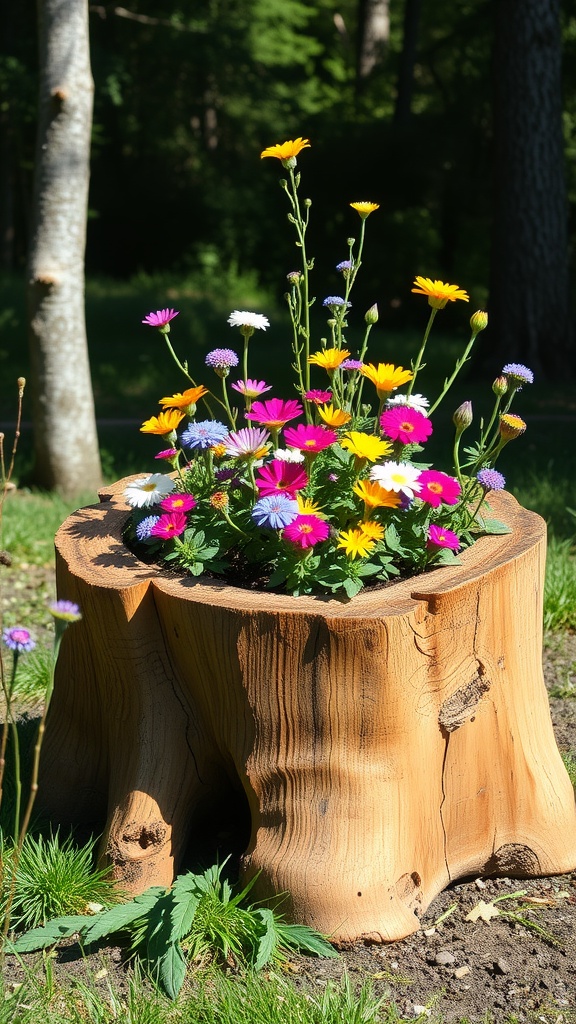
[136,516,161,541]
[49,600,82,623]
[322,296,351,310]
[3,627,36,653]
[477,468,506,491]
[205,348,239,371]
[336,260,354,273]
[251,495,299,530]
[181,420,229,450]
[502,363,534,388]
[340,359,364,371]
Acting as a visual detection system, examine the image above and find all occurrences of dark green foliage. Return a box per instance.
[13,862,338,1000]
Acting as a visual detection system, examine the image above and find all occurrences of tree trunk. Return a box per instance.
[489,0,573,375]
[393,0,421,126]
[27,0,102,497]
[356,0,390,85]
[38,478,576,942]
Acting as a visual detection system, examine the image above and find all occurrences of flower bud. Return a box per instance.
[453,400,473,434]
[286,270,302,285]
[365,303,379,325]
[499,413,526,441]
[470,310,488,335]
[492,376,508,397]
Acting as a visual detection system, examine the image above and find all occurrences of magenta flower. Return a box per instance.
[230,379,272,399]
[304,389,332,405]
[283,423,338,453]
[2,627,36,653]
[142,308,179,328]
[283,514,330,549]
[150,511,188,540]
[245,397,303,429]
[154,448,179,461]
[380,406,433,445]
[427,523,460,551]
[255,459,308,497]
[417,470,461,508]
[160,493,197,513]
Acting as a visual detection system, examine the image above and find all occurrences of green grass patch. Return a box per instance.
[544,536,576,633]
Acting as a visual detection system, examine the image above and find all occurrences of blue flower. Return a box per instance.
[477,468,506,491]
[336,260,354,273]
[322,295,351,309]
[3,627,36,653]
[181,420,229,450]
[251,495,299,530]
[205,348,239,370]
[136,515,161,541]
[49,600,82,622]
[501,363,534,387]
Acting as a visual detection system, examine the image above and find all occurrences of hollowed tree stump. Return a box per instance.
[38,479,576,942]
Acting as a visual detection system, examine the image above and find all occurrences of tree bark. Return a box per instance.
[356,0,390,85]
[38,478,576,942]
[489,0,573,375]
[27,0,102,497]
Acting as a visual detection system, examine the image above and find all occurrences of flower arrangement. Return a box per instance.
[125,138,532,598]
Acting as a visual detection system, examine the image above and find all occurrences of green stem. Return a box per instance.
[221,378,237,429]
[427,330,479,415]
[407,308,437,396]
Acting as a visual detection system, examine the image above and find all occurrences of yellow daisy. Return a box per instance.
[340,432,393,463]
[308,348,351,371]
[360,362,413,398]
[260,138,311,165]
[350,202,380,219]
[337,528,376,559]
[352,479,401,510]
[411,276,469,310]
[317,403,352,428]
[360,520,385,541]
[159,385,208,410]
[140,409,184,436]
[297,495,328,519]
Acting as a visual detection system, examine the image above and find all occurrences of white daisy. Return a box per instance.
[124,473,175,508]
[273,447,306,464]
[386,393,430,415]
[370,461,422,500]
[227,310,270,331]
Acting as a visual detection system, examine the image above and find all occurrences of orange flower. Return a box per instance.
[140,409,184,436]
[159,386,208,410]
[411,277,469,310]
[317,403,352,428]
[353,479,402,510]
[260,138,311,167]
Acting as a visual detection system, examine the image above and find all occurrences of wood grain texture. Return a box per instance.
[38,478,576,942]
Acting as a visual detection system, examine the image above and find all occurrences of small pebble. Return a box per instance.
[435,950,456,967]
[454,965,471,979]
[494,958,511,975]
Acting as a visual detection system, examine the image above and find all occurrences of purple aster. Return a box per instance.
[477,468,506,491]
[49,600,82,623]
[322,296,351,310]
[142,308,179,328]
[336,260,354,273]
[136,515,161,541]
[251,495,299,530]
[501,363,534,387]
[205,348,239,377]
[3,627,36,653]
[340,359,364,371]
[181,420,229,449]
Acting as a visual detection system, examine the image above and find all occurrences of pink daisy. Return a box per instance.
[255,459,308,496]
[160,493,197,513]
[150,510,188,539]
[283,423,338,453]
[380,406,433,445]
[427,523,460,551]
[245,397,303,429]
[283,514,330,549]
[417,470,461,508]
[304,389,333,405]
[230,379,272,399]
[142,308,179,328]
[154,448,179,461]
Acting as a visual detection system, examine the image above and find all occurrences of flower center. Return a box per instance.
[299,524,313,534]
[428,482,443,494]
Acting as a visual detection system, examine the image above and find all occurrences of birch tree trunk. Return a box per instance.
[27,0,102,497]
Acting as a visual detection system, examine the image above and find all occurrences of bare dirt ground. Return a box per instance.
[3,628,576,1023]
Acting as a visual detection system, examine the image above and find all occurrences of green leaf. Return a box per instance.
[170,874,201,940]
[81,887,167,945]
[274,920,339,959]
[481,518,512,535]
[13,915,92,952]
[252,907,278,969]
[157,942,187,999]
[343,577,363,598]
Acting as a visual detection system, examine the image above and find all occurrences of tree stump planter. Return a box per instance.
[39,478,576,943]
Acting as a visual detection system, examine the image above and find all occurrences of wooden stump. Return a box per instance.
[39,479,576,942]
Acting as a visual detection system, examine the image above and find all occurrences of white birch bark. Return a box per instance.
[27,0,102,497]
